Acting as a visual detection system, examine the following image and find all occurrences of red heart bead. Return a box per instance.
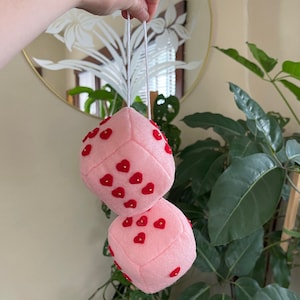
[142,182,154,195]
[99,128,112,140]
[122,273,132,282]
[164,143,172,154]
[153,129,162,141]
[112,187,125,198]
[108,246,114,257]
[134,232,146,244]
[116,159,130,173]
[153,218,166,229]
[122,217,133,227]
[114,260,122,270]
[81,144,92,156]
[129,172,143,184]
[150,120,159,128]
[124,199,137,208]
[169,267,180,278]
[88,127,100,139]
[99,116,111,126]
[136,216,148,227]
[99,174,113,186]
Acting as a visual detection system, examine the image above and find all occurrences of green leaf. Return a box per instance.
[131,101,147,116]
[282,60,300,80]
[101,202,111,219]
[229,136,261,158]
[153,94,180,124]
[267,111,290,130]
[247,42,278,72]
[110,267,132,286]
[214,46,264,78]
[193,229,221,273]
[225,228,264,277]
[229,82,284,152]
[68,86,94,95]
[253,284,300,300]
[210,295,232,300]
[286,139,300,165]
[160,122,181,154]
[102,238,111,257]
[208,153,286,245]
[178,282,210,300]
[130,290,152,299]
[195,153,226,196]
[283,227,300,238]
[91,89,115,100]
[270,245,291,288]
[234,277,261,300]
[249,251,268,287]
[279,79,300,101]
[174,150,222,192]
[180,139,222,159]
[182,112,246,137]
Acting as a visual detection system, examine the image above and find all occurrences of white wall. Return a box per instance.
[0,1,299,299]
[0,55,112,299]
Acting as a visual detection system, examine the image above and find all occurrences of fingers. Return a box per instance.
[121,6,149,22]
[122,0,159,22]
[146,0,159,20]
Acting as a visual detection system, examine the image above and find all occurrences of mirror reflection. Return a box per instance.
[23,0,211,117]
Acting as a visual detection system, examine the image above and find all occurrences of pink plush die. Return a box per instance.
[108,198,196,294]
[80,107,175,216]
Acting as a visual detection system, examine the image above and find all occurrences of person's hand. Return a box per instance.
[78,0,160,22]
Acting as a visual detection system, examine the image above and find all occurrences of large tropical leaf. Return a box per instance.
[282,60,300,80]
[153,94,180,123]
[224,228,264,277]
[174,150,223,193]
[214,46,264,78]
[286,139,300,165]
[279,79,300,101]
[194,153,227,196]
[234,277,261,300]
[229,135,261,158]
[253,284,300,300]
[178,282,210,300]
[193,229,221,273]
[210,295,232,300]
[208,153,286,245]
[229,83,283,152]
[247,42,278,73]
[182,112,246,137]
[270,245,291,288]
[179,139,222,159]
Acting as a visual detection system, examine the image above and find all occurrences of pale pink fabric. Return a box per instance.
[79,107,196,293]
[108,198,196,294]
[80,107,175,216]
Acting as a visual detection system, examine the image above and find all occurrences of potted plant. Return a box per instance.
[169,42,300,299]
[85,43,300,299]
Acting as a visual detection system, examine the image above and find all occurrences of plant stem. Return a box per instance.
[270,80,300,125]
[87,279,111,300]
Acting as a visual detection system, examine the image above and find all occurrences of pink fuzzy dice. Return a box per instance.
[80,107,175,216]
[108,198,196,294]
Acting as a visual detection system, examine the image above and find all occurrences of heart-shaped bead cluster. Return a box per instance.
[80,107,196,293]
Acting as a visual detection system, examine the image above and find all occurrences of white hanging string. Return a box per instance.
[126,16,151,119]
[126,14,131,107]
[143,21,151,120]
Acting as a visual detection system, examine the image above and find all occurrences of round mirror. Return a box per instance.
[23,0,212,118]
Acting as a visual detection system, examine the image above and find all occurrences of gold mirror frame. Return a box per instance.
[22,0,212,117]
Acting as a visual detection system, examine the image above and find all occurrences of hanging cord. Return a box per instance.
[126,17,151,119]
[143,21,151,120]
[126,14,132,107]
